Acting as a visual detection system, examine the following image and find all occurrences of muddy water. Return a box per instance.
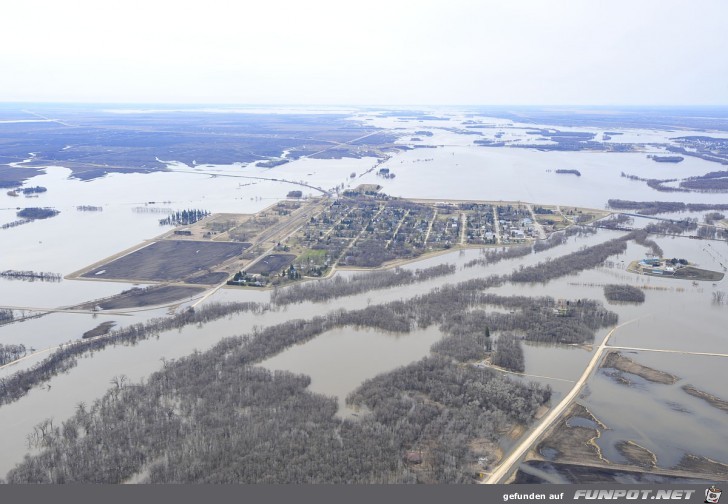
[259,325,444,418]
[355,146,728,209]
[586,351,728,468]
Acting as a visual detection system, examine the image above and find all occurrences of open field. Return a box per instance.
[79,240,249,282]
[673,265,725,281]
[245,254,296,275]
[74,285,205,310]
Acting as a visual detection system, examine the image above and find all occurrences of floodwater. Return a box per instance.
[1,112,728,478]
[356,147,727,208]
[259,325,444,418]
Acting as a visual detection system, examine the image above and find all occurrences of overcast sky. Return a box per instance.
[2,0,727,105]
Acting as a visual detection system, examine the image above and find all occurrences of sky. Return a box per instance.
[1,0,727,105]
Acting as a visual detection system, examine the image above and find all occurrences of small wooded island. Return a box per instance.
[603,284,645,303]
[555,169,581,176]
[648,155,684,163]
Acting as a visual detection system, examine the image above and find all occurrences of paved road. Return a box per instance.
[484,318,641,484]
[608,345,728,358]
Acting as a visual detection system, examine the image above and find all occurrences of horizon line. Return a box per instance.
[2,101,728,109]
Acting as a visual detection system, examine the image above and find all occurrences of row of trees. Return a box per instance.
[270,264,455,305]
[509,235,630,283]
[644,220,698,235]
[632,229,664,257]
[464,226,596,268]
[608,199,728,214]
[705,212,725,224]
[680,170,728,192]
[596,214,632,230]
[0,343,26,366]
[464,244,531,268]
[0,302,267,406]
[1,219,30,230]
[0,270,62,282]
[19,186,47,195]
[158,209,210,226]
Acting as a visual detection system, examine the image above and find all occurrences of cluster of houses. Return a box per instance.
[636,257,687,275]
[501,216,538,243]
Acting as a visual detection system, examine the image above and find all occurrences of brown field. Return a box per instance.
[75,285,205,310]
[247,254,296,275]
[80,240,249,282]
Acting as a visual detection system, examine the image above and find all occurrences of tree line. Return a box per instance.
[509,235,630,284]
[158,209,210,226]
[465,226,596,268]
[0,302,267,406]
[0,309,14,323]
[608,199,728,214]
[0,270,62,282]
[19,186,47,195]
[0,343,26,366]
[1,219,31,230]
[271,264,455,305]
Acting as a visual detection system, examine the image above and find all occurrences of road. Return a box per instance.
[192,200,325,309]
[386,210,410,249]
[492,206,502,244]
[302,130,382,159]
[525,203,547,239]
[483,318,641,484]
[167,168,332,196]
[423,209,438,247]
[607,345,728,359]
[0,306,135,316]
[459,212,467,245]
